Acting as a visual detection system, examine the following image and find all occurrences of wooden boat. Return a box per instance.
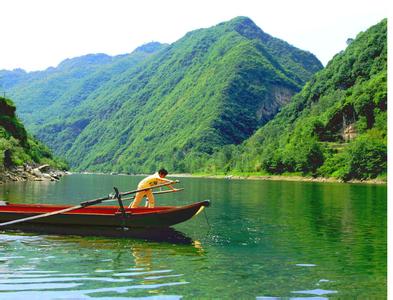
[0,200,210,229]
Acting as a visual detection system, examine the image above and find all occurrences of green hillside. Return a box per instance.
[0,96,66,173]
[206,19,387,181]
[2,17,322,173]
[0,42,166,131]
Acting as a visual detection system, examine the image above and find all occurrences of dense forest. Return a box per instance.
[199,19,387,181]
[0,96,67,177]
[1,17,322,173]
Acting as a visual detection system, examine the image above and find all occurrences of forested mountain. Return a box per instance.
[205,19,387,181]
[0,96,66,176]
[0,17,322,173]
[0,42,166,131]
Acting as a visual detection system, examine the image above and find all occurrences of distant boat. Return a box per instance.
[0,200,210,234]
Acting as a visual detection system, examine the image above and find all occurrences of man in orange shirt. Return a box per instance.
[129,168,177,208]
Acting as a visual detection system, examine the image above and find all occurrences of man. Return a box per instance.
[129,168,177,208]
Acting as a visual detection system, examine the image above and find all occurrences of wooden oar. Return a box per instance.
[117,180,179,198]
[113,188,185,202]
[154,188,184,195]
[0,180,179,227]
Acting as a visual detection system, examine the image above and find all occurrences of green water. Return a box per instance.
[0,174,387,299]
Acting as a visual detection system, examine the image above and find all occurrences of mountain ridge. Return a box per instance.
[1,16,323,173]
[203,18,387,181]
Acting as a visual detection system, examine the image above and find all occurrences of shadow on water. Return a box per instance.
[2,224,195,245]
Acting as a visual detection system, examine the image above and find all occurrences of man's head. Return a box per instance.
[158,168,168,178]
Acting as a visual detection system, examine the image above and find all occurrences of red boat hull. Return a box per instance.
[0,200,210,229]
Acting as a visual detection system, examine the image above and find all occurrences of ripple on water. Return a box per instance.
[0,290,183,300]
[0,268,188,298]
[113,269,173,277]
[0,282,83,291]
[0,276,133,284]
[94,269,113,273]
[0,256,25,261]
[0,234,40,242]
[145,274,184,280]
[291,289,338,296]
[257,297,328,300]
[295,263,317,267]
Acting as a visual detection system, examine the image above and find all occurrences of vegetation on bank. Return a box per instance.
[186,171,386,184]
[197,19,387,182]
[0,96,68,175]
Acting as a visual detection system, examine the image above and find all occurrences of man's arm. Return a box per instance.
[157,178,179,191]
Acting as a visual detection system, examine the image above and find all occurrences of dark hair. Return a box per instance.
[158,168,168,176]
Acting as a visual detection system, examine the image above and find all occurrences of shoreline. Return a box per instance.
[170,173,387,185]
[10,170,385,185]
[0,164,69,184]
[77,172,387,185]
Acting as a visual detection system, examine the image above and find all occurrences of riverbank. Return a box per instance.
[170,173,387,185]
[0,164,69,183]
[45,171,386,185]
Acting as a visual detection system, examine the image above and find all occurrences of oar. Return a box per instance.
[154,188,184,195]
[111,188,185,202]
[117,180,179,198]
[0,180,179,227]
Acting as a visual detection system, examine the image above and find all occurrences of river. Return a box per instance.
[0,174,387,299]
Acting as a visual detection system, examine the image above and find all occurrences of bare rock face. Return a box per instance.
[342,123,357,142]
[37,164,51,173]
[256,85,294,125]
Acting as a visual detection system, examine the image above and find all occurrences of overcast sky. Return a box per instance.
[0,0,388,71]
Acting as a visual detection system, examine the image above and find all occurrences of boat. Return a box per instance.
[0,200,210,230]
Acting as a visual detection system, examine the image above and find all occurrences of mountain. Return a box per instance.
[210,19,387,181]
[0,96,66,177]
[1,17,323,173]
[0,42,166,129]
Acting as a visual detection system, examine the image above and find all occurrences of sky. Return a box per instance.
[0,0,388,71]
